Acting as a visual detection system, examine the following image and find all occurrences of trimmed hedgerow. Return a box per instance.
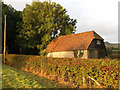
[6,54,119,88]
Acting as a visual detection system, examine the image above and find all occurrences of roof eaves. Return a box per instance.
[86,38,94,49]
[93,31,104,40]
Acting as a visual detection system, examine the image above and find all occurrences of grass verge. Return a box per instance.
[2,64,69,88]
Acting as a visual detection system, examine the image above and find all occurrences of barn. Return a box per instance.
[46,31,107,59]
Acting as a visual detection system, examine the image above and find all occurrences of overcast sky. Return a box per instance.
[4,0,119,43]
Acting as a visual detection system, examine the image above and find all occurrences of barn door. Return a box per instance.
[88,50,98,59]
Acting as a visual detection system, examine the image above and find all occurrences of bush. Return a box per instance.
[73,50,83,58]
[6,54,119,88]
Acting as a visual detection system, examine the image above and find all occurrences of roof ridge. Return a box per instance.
[55,30,94,38]
[75,30,94,35]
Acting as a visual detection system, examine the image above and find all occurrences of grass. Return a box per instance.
[2,64,70,88]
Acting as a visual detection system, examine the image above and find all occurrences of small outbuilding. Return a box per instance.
[46,31,107,59]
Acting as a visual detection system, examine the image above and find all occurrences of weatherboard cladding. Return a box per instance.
[47,31,104,52]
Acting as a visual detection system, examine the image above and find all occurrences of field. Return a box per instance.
[2,64,70,88]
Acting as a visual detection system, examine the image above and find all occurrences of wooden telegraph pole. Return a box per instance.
[3,15,6,64]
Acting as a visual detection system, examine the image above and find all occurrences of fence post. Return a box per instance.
[82,69,86,88]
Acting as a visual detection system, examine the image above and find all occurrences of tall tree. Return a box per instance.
[2,2,22,54]
[18,1,77,55]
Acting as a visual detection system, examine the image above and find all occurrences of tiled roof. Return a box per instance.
[47,31,104,52]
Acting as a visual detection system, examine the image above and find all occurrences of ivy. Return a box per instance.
[73,50,78,58]
[79,50,84,58]
[73,50,83,58]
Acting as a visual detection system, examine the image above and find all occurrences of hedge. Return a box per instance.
[6,54,119,88]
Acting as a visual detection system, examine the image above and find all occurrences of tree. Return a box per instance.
[18,1,77,55]
[2,2,22,54]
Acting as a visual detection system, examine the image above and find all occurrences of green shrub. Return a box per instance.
[73,50,78,58]
[79,50,83,58]
[73,50,83,58]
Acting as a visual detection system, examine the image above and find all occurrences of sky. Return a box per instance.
[3,0,119,43]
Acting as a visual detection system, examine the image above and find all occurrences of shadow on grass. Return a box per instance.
[2,64,70,88]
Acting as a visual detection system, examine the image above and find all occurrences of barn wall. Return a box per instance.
[80,50,88,59]
[88,50,98,59]
[88,50,107,59]
[88,39,107,59]
[47,50,88,59]
[47,51,74,58]
[88,39,106,50]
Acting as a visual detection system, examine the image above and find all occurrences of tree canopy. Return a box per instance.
[18,1,77,55]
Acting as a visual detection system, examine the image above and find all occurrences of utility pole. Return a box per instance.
[3,15,6,64]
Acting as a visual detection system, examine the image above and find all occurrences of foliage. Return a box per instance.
[78,50,83,58]
[2,64,69,88]
[2,2,22,54]
[73,50,83,58]
[18,1,77,55]
[73,50,78,58]
[106,47,120,59]
[106,48,113,56]
[6,54,119,88]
